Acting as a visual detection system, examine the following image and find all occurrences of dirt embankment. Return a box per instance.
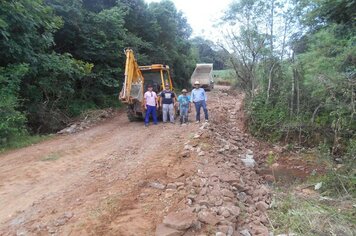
[0,86,275,236]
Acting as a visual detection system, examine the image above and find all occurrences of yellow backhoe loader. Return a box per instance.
[119,48,174,121]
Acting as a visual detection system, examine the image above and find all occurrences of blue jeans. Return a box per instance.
[194,100,208,121]
[145,105,158,125]
[179,106,189,123]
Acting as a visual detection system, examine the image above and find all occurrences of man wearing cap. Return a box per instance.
[144,84,158,127]
[177,89,191,125]
[159,83,176,123]
[191,81,208,123]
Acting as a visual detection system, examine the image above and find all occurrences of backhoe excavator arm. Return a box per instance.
[120,48,144,103]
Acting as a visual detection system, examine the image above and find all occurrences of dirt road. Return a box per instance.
[0,105,199,235]
[0,86,271,236]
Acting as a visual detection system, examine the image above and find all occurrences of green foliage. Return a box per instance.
[304,0,356,27]
[191,37,229,70]
[0,0,63,64]
[270,193,356,235]
[319,139,356,197]
[0,134,50,154]
[145,0,195,87]
[213,70,236,85]
[0,64,28,145]
[0,0,197,142]
[233,0,356,150]
[247,92,289,141]
[21,53,93,133]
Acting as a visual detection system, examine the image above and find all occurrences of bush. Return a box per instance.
[22,53,93,133]
[0,64,28,146]
[247,93,289,141]
[320,139,356,197]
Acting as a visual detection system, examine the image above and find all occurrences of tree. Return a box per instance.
[0,0,197,143]
[191,37,228,70]
[147,0,194,86]
[0,64,28,144]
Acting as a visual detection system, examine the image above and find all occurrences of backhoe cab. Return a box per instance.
[119,48,174,121]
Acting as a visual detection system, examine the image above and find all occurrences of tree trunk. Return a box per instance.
[351,84,355,123]
[266,62,276,104]
[281,17,288,60]
[291,67,295,116]
[296,71,300,115]
[270,0,274,54]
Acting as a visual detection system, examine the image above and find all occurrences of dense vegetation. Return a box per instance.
[0,0,225,146]
[219,1,355,233]
[1,0,354,156]
[221,0,355,153]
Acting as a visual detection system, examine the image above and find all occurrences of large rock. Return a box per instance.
[197,210,219,225]
[198,198,210,207]
[166,183,177,190]
[228,206,240,216]
[163,211,197,230]
[148,182,166,190]
[241,158,256,168]
[253,224,269,235]
[218,173,240,183]
[215,232,226,236]
[240,229,251,236]
[221,189,235,198]
[155,224,184,236]
[217,225,234,236]
[256,201,269,212]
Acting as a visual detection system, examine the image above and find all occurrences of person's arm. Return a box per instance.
[177,95,180,106]
[203,89,207,102]
[155,93,159,108]
[190,90,194,103]
[173,93,177,107]
[160,92,163,107]
[144,93,147,109]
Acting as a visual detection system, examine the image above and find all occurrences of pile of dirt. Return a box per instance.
[155,90,272,236]
[57,108,115,134]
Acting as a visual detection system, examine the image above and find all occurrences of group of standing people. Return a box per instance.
[143,81,209,126]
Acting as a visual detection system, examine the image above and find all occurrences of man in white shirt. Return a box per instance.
[144,84,158,126]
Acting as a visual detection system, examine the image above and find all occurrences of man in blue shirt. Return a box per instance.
[190,81,208,123]
[177,89,191,125]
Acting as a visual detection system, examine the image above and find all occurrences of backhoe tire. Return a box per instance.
[126,106,140,122]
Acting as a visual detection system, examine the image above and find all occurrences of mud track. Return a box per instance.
[0,86,271,236]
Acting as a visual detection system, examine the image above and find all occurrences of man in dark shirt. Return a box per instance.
[159,83,176,123]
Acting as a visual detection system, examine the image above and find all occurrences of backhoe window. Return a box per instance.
[163,71,170,85]
[142,71,162,92]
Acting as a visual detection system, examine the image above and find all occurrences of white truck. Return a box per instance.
[190,63,214,91]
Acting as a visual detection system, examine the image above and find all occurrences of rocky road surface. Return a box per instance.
[0,86,273,236]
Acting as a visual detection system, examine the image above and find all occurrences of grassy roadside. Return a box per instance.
[0,134,53,154]
[269,187,355,235]
[266,148,356,235]
[0,106,122,154]
[213,69,236,85]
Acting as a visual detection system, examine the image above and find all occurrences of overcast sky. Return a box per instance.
[145,0,232,40]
